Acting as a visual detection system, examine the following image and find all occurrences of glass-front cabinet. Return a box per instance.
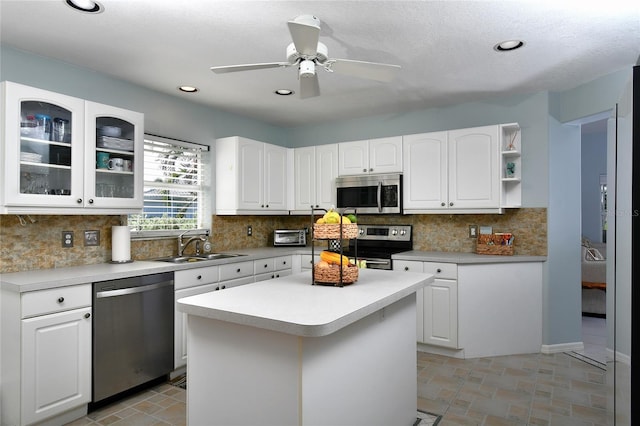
[85,101,143,210]
[1,81,143,213]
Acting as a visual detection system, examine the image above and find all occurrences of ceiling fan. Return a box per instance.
[210,15,402,99]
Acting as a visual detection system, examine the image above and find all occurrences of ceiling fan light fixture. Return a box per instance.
[494,40,525,52]
[65,0,103,13]
[274,89,294,96]
[178,86,199,93]
[299,59,315,78]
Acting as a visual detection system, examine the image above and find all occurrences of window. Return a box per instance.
[128,134,210,238]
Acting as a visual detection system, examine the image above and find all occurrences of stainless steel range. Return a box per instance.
[339,224,412,270]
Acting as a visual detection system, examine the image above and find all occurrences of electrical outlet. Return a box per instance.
[62,231,74,248]
[468,225,478,238]
[247,225,252,236]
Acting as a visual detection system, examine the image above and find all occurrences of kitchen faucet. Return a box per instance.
[178,230,211,256]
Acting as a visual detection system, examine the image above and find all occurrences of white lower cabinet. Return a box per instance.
[394,260,458,349]
[2,284,92,426]
[254,255,293,282]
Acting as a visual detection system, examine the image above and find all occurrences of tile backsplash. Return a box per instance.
[0,208,546,273]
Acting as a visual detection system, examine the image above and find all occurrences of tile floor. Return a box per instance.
[66,348,611,426]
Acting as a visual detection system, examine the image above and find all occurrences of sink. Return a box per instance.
[155,253,246,263]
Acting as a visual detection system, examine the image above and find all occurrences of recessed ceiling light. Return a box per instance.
[494,40,525,52]
[275,89,294,96]
[178,86,199,93]
[65,0,103,13]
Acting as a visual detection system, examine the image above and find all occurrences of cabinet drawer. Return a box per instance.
[422,262,457,280]
[254,258,275,274]
[219,260,254,281]
[21,284,91,318]
[274,255,292,271]
[175,265,219,290]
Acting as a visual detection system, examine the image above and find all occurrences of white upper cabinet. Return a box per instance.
[404,125,513,213]
[338,136,402,175]
[293,144,338,212]
[216,136,290,215]
[402,131,448,210]
[1,81,144,214]
[447,125,500,209]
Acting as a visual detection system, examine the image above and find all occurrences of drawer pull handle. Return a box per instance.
[84,313,91,319]
[237,268,241,273]
[264,264,268,268]
[437,268,442,273]
[77,198,83,204]
[404,266,409,271]
[221,285,226,289]
[57,297,64,303]
[197,275,202,280]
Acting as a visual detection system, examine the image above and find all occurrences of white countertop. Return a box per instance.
[393,250,546,264]
[177,268,432,337]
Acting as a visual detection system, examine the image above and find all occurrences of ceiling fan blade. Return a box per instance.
[287,20,320,56]
[210,62,291,74]
[299,74,320,99]
[328,59,401,82]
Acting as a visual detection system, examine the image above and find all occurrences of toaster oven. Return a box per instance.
[273,229,307,246]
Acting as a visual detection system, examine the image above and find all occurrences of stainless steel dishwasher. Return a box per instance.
[92,272,174,404]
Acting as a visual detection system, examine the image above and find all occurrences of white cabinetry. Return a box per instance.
[216,136,291,214]
[394,260,458,349]
[338,136,402,175]
[174,266,220,368]
[499,123,522,208]
[404,124,519,213]
[1,81,144,214]
[293,144,338,212]
[1,284,92,426]
[254,255,293,282]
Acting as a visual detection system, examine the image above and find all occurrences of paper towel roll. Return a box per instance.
[112,226,131,262]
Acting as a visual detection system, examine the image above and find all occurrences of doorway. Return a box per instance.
[579,116,608,364]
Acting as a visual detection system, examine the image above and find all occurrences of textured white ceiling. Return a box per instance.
[1,0,639,127]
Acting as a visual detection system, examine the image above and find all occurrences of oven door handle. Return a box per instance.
[362,260,390,265]
[377,181,382,213]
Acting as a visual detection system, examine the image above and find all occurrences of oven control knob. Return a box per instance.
[400,229,406,236]
[391,229,398,236]
[359,229,365,236]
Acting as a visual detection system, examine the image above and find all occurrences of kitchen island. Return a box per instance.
[177,268,432,426]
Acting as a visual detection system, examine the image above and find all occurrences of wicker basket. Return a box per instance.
[313,263,359,286]
[476,234,514,256]
[313,223,359,240]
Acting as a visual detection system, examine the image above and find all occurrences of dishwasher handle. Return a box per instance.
[96,281,173,299]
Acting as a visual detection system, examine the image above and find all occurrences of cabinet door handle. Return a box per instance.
[221,285,226,289]
[84,313,91,319]
[76,198,83,204]
[57,297,64,303]
[441,202,445,207]
[197,275,202,280]
[236,268,241,273]
[266,204,269,208]
[369,168,373,172]
[404,266,409,271]
[88,199,94,204]
[363,168,367,172]
[263,264,268,268]
[436,268,442,273]
[449,202,454,206]
[215,286,220,291]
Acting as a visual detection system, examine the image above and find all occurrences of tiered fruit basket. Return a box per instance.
[311,208,358,287]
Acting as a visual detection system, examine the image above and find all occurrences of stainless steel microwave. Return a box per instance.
[335,173,402,214]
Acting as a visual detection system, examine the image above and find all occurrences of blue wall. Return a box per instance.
[581,126,607,243]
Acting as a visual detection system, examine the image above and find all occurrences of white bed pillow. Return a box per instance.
[585,247,605,261]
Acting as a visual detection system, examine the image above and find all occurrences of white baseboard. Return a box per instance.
[417,342,465,359]
[540,341,584,354]
[605,348,631,366]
